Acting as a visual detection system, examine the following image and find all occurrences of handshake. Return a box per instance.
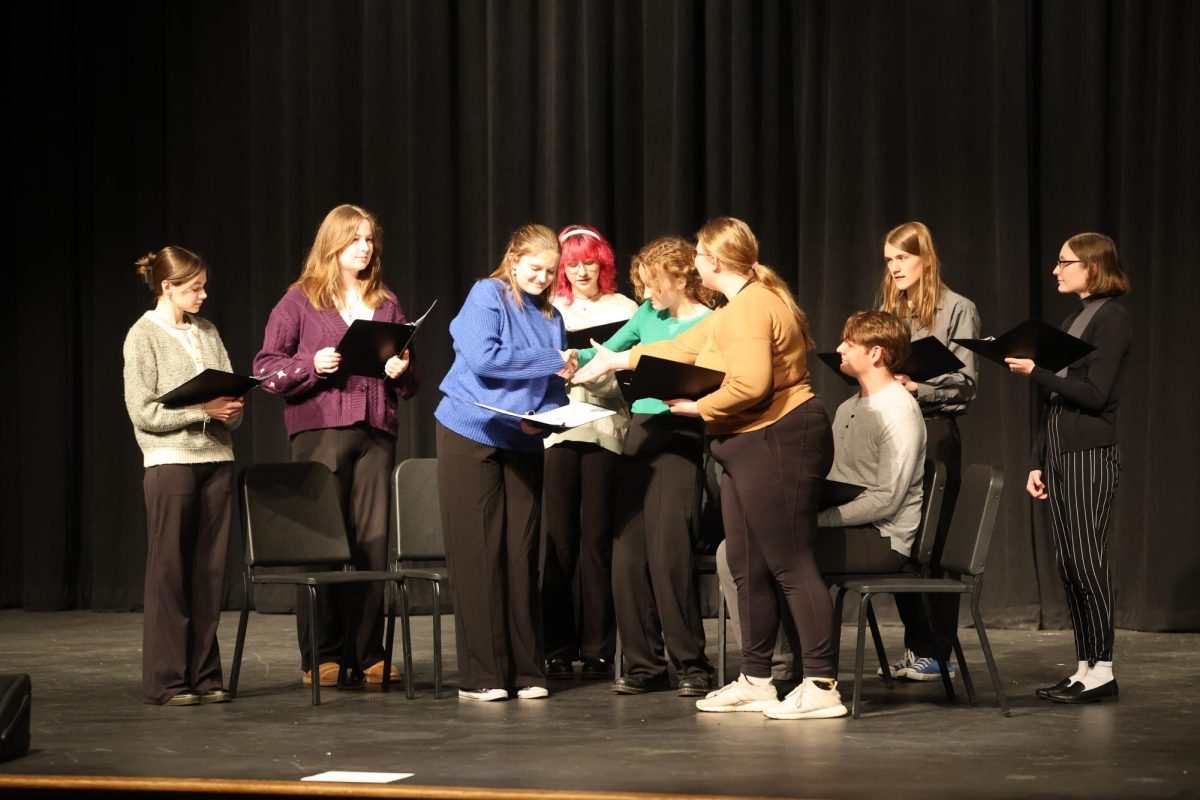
[556,349,579,380]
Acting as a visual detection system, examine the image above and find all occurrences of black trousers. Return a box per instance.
[709,399,835,680]
[436,422,545,690]
[542,441,620,662]
[141,462,233,704]
[290,425,394,672]
[612,414,712,680]
[1045,407,1120,663]
[895,416,962,660]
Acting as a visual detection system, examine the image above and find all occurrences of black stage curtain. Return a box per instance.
[5,1,1196,631]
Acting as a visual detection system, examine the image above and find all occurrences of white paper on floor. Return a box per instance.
[301,771,414,783]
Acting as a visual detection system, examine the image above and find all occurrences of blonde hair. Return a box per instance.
[293,204,392,310]
[487,224,560,318]
[695,217,815,350]
[629,236,718,308]
[878,221,946,332]
[134,246,207,299]
[1066,232,1131,296]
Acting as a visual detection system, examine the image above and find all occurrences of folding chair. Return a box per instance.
[228,462,403,706]
[838,464,1009,718]
[391,458,450,699]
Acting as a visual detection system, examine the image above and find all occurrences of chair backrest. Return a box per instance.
[939,464,1004,576]
[239,462,351,568]
[912,458,948,567]
[392,458,445,562]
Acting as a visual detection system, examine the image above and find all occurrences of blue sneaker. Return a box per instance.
[877,649,916,678]
[903,656,956,681]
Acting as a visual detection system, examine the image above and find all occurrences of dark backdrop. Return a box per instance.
[4,0,1197,631]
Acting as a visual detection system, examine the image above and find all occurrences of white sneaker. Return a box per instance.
[763,677,848,719]
[878,648,916,678]
[695,674,777,713]
[458,687,508,702]
[516,686,549,699]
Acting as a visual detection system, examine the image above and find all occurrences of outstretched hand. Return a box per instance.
[571,340,627,385]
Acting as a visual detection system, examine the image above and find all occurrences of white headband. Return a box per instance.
[559,228,602,243]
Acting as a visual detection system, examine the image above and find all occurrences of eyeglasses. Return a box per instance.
[1054,259,1082,269]
[564,262,598,273]
[694,250,715,261]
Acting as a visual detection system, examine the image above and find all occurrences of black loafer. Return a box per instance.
[200,688,231,704]
[676,675,712,697]
[546,658,575,680]
[165,691,201,706]
[612,674,669,694]
[1048,679,1119,704]
[1035,678,1075,700]
[580,658,613,680]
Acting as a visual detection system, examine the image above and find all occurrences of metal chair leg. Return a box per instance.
[432,581,443,700]
[866,603,893,689]
[229,571,252,699]
[615,632,623,680]
[971,593,1010,716]
[920,593,955,702]
[952,634,976,705]
[382,580,396,692]
[852,594,872,719]
[833,587,847,675]
[307,587,321,706]
[400,581,414,700]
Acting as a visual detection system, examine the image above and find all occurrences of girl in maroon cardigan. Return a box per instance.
[254,204,419,688]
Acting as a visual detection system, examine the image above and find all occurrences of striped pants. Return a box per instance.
[1044,406,1121,663]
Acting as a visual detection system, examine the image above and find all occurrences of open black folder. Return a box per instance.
[953,318,1094,373]
[819,479,866,511]
[816,336,966,386]
[566,319,627,351]
[615,355,725,404]
[155,369,262,407]
[335,300,437,378]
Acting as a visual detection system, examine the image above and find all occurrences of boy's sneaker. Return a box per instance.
[904,656,956,681]
[763,677,848,720]
[695,674,777,713]
[458,687,508,701]
[878,649,916,679]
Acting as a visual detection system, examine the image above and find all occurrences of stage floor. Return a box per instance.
[0,610,1196,799]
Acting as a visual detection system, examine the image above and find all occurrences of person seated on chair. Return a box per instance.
[714,310,928,716]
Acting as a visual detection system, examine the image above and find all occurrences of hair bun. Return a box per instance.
[134,251,157,285]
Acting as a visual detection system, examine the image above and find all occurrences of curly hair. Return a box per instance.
[629,236,718,308]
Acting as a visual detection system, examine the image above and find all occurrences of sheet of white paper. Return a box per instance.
[301,771,413,783]
[474,401,616,429]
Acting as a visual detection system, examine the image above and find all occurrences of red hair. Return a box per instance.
[554,224,617,304]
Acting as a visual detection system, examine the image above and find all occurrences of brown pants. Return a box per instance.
[436,423,545,690]
[142,462,233,704]
[290,425,394,672]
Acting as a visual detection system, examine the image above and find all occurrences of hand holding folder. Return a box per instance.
[335,300,437,378]
[953,318,1094,373]
[816,336,965,386]
[616,355,725,404]
[155,369,263,407]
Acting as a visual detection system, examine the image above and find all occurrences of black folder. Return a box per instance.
[616,355,725,404]
[335,300,436,378]
[816,336,966,386]
[566,319,627,351]
[155,369,262,407]
[953,318,1094,373]
[819,479,866,511]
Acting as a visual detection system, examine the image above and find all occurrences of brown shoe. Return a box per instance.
[302,662,341,687]
[363,660,401,684]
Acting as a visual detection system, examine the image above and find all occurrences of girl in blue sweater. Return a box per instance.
[435,224,575,701]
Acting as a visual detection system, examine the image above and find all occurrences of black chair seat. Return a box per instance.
[840,576,965,594]
[396,568,448,583]
[252,570,408,587]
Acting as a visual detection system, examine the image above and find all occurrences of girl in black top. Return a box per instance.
[1006,232,1132,704]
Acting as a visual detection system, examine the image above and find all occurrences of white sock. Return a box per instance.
[1068,660,1088,683]
[1081,660,1114,690]
[743,673,773,687]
